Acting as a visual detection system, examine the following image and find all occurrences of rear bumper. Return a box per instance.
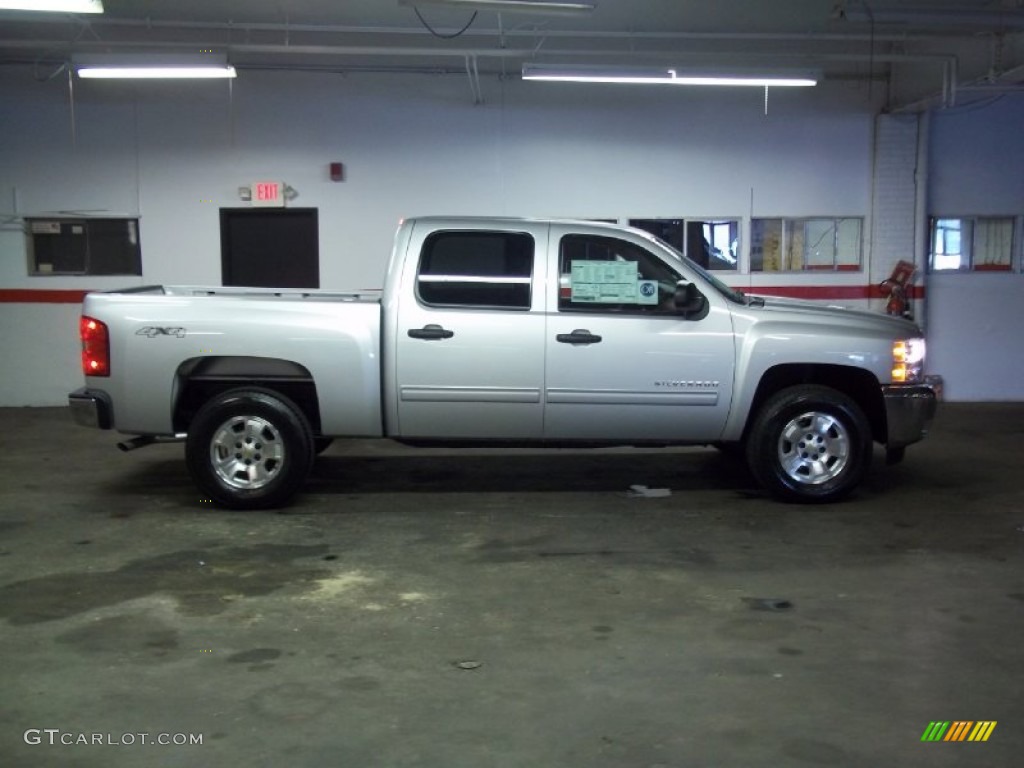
[882,382,939,448]
[68,387,113,430]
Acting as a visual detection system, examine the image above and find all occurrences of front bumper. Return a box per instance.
[68,387,113,430]
[882,382,939,448]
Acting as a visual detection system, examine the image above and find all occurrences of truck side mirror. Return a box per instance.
[673,281,708,320]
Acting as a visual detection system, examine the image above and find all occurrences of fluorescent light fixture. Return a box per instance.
[0,0,102,11]
[399,0,595,15]
[522,64,819,87]
[79,66,237,80]
[74,53,236,79]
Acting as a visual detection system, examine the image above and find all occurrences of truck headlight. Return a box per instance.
[892,338,926,383]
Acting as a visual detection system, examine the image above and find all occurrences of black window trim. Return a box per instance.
[415,229,536,311]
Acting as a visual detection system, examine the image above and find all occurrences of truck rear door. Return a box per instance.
[390,222,549,439]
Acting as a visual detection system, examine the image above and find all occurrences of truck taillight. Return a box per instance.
[80,316,110,377]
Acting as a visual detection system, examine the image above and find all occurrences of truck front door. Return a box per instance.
[543,228,735,441]
[391,224,548,439]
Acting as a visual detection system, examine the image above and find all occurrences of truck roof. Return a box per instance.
[400,215,631,232]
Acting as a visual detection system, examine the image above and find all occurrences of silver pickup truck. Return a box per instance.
[69,217,937,509]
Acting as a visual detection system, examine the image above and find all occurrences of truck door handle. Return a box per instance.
[408,324,454,340]
[556,329,602,345]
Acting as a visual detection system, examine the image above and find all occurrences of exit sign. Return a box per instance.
[251,181,285,207]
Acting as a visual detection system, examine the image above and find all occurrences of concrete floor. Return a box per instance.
[0,404,1022,767]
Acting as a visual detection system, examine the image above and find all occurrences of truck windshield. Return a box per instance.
[638,231,748,305]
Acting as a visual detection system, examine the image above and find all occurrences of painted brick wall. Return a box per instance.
[869,114,922,314]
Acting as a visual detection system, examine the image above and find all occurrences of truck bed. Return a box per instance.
[81,286,384,437]
[113,284,383,303]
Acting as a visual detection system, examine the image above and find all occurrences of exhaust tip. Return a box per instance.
[117,436,155,452]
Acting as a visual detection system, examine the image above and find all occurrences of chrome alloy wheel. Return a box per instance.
[777,410,850,486]
[210,415,286,490]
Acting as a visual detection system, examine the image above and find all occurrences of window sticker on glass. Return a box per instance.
[570,260,643,303]
[637,280,658,305]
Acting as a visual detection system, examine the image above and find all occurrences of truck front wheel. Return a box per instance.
[746,385,871,503]
[186,388,314,509]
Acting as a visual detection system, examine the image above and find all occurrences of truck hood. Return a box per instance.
[748,294,922,336]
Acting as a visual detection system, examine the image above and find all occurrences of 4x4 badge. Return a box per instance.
[136,327,187,338]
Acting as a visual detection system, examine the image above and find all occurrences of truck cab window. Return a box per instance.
[558,234,685,314]
[417,231,534,309]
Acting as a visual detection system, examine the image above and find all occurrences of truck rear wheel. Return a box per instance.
[746,384,871,503]
[186,388,314,509]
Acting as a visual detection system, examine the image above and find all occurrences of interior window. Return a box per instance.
[751,217,862,272]
[690,220,739,270]
[628,218,739,271]
[417,231,534,309]
[558,234,684,314]
[628,219,684,251]
[930,216,1014,272]
[27,217,142,276]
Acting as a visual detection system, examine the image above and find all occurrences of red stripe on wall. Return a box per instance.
[748,285,925,300]
[0,289,90,303]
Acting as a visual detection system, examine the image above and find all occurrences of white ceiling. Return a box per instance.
[1,1,1022,105]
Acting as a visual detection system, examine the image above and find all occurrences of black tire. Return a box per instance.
[313,437,334,455]
[745,384,871,503]
[186,388,315,510]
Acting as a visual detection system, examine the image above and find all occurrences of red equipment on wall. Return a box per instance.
[879,260,916,318]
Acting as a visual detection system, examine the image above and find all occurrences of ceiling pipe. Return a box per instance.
[0,36,965,108]
[2,14,937,44]
[465,54,482,103]
[0,36,962,66]
[844,7,1024,29]
[892,58,1024,113]
[0,37,960,92]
